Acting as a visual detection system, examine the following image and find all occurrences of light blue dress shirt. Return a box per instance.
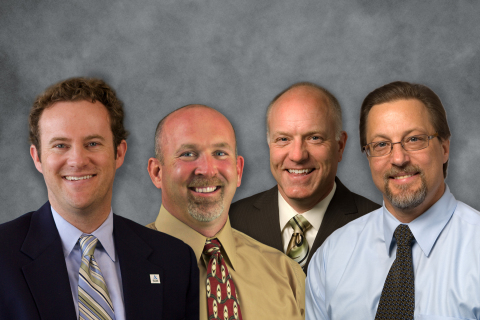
[51,207,126,320]
[306,185,480,320]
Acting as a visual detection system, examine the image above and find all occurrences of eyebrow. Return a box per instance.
[370,129,427,141]
[47,135,106,145]
[175,142,233,153]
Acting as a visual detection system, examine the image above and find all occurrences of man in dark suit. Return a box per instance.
[0,77,198,320]
[230,82,380,273]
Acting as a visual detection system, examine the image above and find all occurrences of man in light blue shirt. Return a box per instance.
[0,77,199,319]
[306,81,480,319]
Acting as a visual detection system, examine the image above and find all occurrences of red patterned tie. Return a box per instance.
[204,239,243,320]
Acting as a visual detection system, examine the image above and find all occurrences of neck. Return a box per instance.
[50,203,111,234]
[279,184,333,214]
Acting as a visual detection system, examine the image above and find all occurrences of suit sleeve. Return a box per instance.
[305,242,330,320]
[185,246,200,320]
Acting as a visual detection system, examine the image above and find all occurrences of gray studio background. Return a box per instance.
[1,1,479,225]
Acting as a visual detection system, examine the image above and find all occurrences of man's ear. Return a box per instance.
[30,145,43,173]
[115,140,128,169]
[236,155,245,188]
[148,157,163,189]
[337,131,348,162]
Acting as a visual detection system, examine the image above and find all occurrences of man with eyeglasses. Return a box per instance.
[306,81,480,319]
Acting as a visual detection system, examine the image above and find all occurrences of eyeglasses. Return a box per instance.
[363,133,439,157]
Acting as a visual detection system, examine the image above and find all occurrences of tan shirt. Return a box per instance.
[147,205,305,320]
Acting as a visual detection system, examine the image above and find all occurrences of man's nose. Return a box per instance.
[67,145,89,168]
[194,154,217,177]
[390,142,410,167]
[288,139,308,163]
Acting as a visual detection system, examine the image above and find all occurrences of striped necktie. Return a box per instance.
[78,235,115,320]
[375,224,415,319]
[286,214,311,268]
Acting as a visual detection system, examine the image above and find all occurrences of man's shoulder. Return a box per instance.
[232,227,304,277]
[324,207,381,247]
[114,215,193,256]
[0,211,35,245]
[454,201,480,225]
[230,186,277,214]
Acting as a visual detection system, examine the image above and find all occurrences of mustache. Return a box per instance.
[383,164,423,180]
[187,176,224,188]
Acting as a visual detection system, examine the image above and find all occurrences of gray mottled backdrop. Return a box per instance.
[1,0,479,225]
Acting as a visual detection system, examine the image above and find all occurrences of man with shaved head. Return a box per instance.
[230,82,380,273]
[147,104,305,319]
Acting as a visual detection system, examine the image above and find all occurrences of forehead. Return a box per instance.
[39,100,111,139]
[366,99,434,139]
[269,87,333,132]
[162,107,236,151]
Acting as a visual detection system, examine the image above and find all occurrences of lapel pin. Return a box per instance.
[150,274,161,284]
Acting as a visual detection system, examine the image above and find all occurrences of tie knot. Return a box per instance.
[288,214,311,234]
[79,235,99,257]
[203,238,221,257]
[394,224,414,247]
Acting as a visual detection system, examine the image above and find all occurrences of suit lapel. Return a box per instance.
[304,177,358,272]
[21,202,77,320]
[114,216,165,320]
[253,186,284,252]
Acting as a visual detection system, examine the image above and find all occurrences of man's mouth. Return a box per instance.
[191,186,220,193]
[392,174,416,180]
[287,169,313,175]
[64,175,95,181]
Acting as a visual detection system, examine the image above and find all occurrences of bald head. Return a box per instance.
[266,82,343,142]
[154,104,237,164]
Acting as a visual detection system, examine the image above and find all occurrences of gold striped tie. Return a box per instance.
[78,235,115,320]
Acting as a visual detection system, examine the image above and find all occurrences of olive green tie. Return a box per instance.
[286,214,311,268]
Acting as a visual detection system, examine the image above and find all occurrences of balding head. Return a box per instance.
[155,104,238,164]
[266,82,343,142]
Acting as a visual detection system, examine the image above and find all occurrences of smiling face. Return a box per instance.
[366,99,450,222]
[30,100,126,225]
[268,86,347,213]
[148,106,244,233]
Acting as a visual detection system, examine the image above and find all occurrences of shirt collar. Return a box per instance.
[383,184,457,257]
[154,205,238,270]
[51,206,116,262]
[278,182,336,231]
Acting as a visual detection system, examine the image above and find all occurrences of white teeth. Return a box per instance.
[65,175,93,181]
[288,169,312,174]
[394,174,414,180]
[195,187,217,193]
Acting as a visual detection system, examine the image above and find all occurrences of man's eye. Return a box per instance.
[180,152,195,157]
[373,141,389,149]
[215,151,227,156]
[406,135,425,143]
[88,142,99,147]
[54,144,66,148]
[276,137,288,142]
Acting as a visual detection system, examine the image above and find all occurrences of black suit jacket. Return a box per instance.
[0,202,199,320]
[230,177,380,273]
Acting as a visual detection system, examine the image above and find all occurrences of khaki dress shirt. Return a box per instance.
[147,205,305,319]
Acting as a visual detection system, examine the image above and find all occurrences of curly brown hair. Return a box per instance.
[29,77,129,159]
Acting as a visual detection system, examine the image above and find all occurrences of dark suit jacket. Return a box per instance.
[230,177,380,274]
[0,202,199,320]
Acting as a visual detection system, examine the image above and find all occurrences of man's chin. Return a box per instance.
[188,202,224,223]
